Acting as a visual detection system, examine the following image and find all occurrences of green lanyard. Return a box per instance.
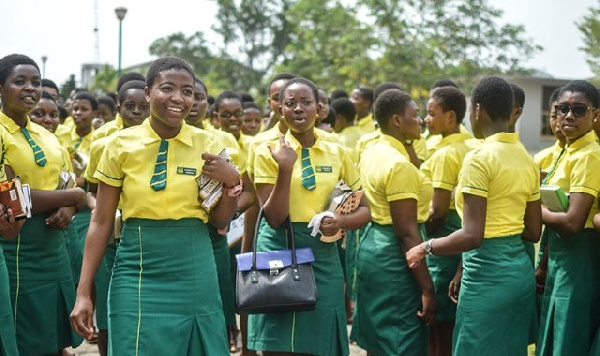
[541,147,566,185]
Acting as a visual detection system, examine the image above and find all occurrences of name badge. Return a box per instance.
[315,166,333,173]
[177,166,197,176]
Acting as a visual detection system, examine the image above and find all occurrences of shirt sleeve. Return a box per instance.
[459,151,489,198]
[83,142,102,183]
[429,149,459,191]
[94,137,125,187]
[340,147,361,190]
[386,160,420,202]
[569,151,600,197]
[253,142,278,185]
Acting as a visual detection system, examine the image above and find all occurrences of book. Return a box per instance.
[197,149,238,213]
[318,179,364,245]
[540,185,569,212]
[0,177,29,220]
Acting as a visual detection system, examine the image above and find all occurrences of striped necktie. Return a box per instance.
[74,136,83,150]
[150,139,168,191]
[301,148,316,191]
[20,127,47,167]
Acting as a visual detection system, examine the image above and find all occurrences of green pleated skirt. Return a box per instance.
[351,222,427,356]
[95,240,117,330]
[248,221,349,355]
[425,210,462,322]
[591,328,600,356]
[107,218,228,356]
[453,234,534,356]
[208,224,237,327]
[537,228,600,356]
[0,215,81,356]
[0,244,18,355]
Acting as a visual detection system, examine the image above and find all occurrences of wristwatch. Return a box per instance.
[425,239,434,255]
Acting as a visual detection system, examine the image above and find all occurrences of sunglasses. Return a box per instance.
[555,104,596,118]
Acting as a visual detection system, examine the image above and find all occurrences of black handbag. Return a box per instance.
[235,208,318,314]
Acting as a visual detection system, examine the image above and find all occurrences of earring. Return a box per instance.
[475,103,480,120]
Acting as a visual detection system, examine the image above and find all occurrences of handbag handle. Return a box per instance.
[251,207,301,280]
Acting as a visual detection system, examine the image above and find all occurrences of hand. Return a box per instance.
[320,214,343,236]
[448,268,462,304]
[70,294,96,341]
[202,152,241,188]
[68,187,88,212]
[535,266,547,295]
[0,205,25,239]
[45,206,76,230]
[268,134,297,172]
[416,291,437,324]
[540,171,548,184]
[406,242,427,268]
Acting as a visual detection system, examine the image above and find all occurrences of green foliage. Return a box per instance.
[578,4,600,81]
[59,74,76,102]
[90,64,118,92]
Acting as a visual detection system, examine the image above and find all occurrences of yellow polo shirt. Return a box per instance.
[204,127,245,172]
[55,116,75,145]
[359,134,421,225]
[92,114,123,142]
[420,132,473,210]
[534,140,565,174]
[338,126,362,159]
[84,135,112,184]
[0,112,69,190]
[61,129,93,156]
[95,120,223,222]
[253,130,360,222]
[543,130,600,228]
[456,132,540,238]
[357,113,376,134]
[247,121,285,177]
[424,124,472,159]
[357,129,427,163]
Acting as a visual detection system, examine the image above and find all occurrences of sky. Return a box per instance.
[1,0,597,88]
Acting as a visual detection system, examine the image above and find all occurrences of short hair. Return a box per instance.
[374,82,404,102]
[471,76,513,122]
[194,77,208,94]
[41,78,59,93]
[510,83,525,108]
[374,89,413,132]
[117,72,146,92]
[243,101,262,113]
[40,91,57,103]
[549,87,562,108]
[431,86,467,124]
[329,89,349,101]
[118,80,146,104]
[330,98,356,122]
[558,80,600,107]
[238,92,254,102]
[0,54,40,86]
[432,79,458,89]
[356,87,374,104]
[278,77,319,104]
[268,73,297,96]
[214,90,243,112]
[98,95,117,113]
[146,56,194,89]
[57,105,69,120]
[321,107,337,127]
[73,92,98,110]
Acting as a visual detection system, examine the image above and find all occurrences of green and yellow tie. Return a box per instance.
[301,148,316,191]
[20,127,47,167]
[74,136,83,150]
[150,139,168,191]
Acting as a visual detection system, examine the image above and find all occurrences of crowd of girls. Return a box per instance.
[0,52,598,356]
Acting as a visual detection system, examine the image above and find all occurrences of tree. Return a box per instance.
[578,4,600,79]
[59,74,76,102]
[90,64,118,92]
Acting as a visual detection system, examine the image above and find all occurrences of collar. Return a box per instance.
[284,129,324,151]
[484,132,520,144]
[378,133,409,160]
[70,128,93,142]
[0,111,43,134]
[436,132,473,149]
[357,113,373,127]
[139,118,194,147]
[567,130,597,151]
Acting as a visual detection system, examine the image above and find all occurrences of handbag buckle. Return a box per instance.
[269,260,284,276]
[293,268,300,281]
[250,270,258,283]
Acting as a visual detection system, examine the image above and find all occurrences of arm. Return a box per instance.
[522,200,542,242]
[404,144,422,168]
[406,193,486,266]
[0,206,25,239]
[448,261,463,304]
[320,195,371,236]
[535,247,549,295]
[594,212,600,231]
[389,198,436,324]
[425,188,452,235]
[70,182,121,340]
[237,172,255,213]
[202,152,242,229]
[31,187,87,214]
[542,192,594,235]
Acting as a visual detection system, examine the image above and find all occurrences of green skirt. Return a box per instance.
[68,207,91,284]
[453,234,534,356]
[425,210,462,322]
[351,222,427,356]
[248,221,349,355]
[108,218,228,356]
[537,228,600,356]
[346,227,364,300]
[0,244,18,355]
[95,241,118,330]
[208,224,237,327]
[591,328,600,356]
[0,215,81,356]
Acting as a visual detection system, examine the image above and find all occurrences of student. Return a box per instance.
[248,77,370,355]
[41,78,60,101]
[329,88,349,102]
[534,88,564,175]
[419,86,471,356]
[71,56,240,355]
[95,95,118,127]
[0,206,19,355]
[0,53,86,356]
[407,76,542,356]
[29,90,61,133]
[508,83,525,133]
[537,80,600,356]
[213,90,252,158]
[350,87,375,134]
[353,89,436,355]
[82,79,150,356]
[242,101,263,136]
[331,97,361,153]
[61,92,96,156]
